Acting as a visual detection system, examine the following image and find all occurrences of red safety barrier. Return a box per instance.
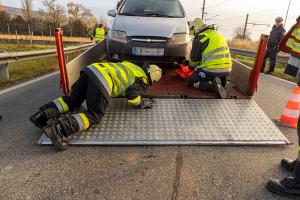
[247,34,269,96]
[55,28,70,96]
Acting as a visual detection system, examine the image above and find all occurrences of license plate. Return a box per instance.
[132,47,164,56]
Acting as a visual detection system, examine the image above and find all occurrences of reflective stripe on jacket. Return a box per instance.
[288,56,300,68]
[85,61,148,98]
[280,22,300,58]
[190,29,232,71]
[95,28,105,41]
[286,28,300,54]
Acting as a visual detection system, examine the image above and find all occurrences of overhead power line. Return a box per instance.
[284,0,292,28]
[190,0,231,20]
[251,8,283,15]
[242,13,270,39]
[206,0,231,8]
[220,7,285,22]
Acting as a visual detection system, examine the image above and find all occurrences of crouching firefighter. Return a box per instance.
[187,18,232,99]
[30,61,162,150]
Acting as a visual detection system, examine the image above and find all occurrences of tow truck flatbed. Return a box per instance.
[145,66,248,99]
[38,98,289,145]
[38,33,289,146]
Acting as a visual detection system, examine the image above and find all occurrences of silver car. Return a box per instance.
[107,0,191,64]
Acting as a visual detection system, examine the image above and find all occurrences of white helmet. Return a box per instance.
[189,18,206,35]
[149,65,162,83]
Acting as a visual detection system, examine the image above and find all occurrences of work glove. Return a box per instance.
[180,60,190,66]
[173,60,190,69]
[138,98,155,109]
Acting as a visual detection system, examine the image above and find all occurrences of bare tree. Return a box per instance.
[0,7,11,34]
[0,3,4,12]
[42,0,66,27]
[233,26,251,40]
[67,2,96,29]
[21,0,33,34]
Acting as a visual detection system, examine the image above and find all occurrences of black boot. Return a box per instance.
[264,71,273,75]
[266,177,300,198]
[30,103,60,128]
[281,159,298,173]
[265,61,276,74]
[267,160,300,198]
[43,115,80,150]
[212,77,227,99]
[43,120,69,150]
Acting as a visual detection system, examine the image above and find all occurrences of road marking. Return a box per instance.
[265,74,296,86]
[232,59,296,86]
[0,71,59,96]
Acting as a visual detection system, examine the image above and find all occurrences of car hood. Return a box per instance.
[113,15,187,38]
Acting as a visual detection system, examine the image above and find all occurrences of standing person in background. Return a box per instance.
[266,16,300,199]
[91,24,106,43]
[261,17,286,74]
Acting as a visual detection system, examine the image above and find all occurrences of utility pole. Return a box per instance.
[201,0,206,20]
[243,14,249,39]
[242,14,269,39]
[284,0,292,28]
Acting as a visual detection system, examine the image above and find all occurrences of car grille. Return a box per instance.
[131,37,167,43]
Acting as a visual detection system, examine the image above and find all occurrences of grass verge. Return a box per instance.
[231,55,295,82]
[0,34,90,43]
[0,43,56,52]
[0,53,79,90]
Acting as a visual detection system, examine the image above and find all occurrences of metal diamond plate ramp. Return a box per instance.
[38,99,289,146]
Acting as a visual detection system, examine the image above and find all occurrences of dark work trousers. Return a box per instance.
[261,47,278,73]
[187,68,230,91]
[293,117,300,179]
[298,117,300,148]
[61,72,109,127]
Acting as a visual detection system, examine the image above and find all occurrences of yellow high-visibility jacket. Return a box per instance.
[83,61,149,106]
[190,28,232,72]
[94,28,105,42]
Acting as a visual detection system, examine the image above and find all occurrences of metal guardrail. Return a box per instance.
[0,43,94,65]
[230,48,289,64]
[0,45,289,65]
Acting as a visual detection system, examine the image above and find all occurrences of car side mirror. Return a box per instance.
[108,9,116,17]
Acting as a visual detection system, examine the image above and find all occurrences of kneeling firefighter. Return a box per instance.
[30,61,162,150]
[185,18,232,98]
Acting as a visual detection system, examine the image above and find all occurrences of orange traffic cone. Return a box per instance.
[275,86,300,129]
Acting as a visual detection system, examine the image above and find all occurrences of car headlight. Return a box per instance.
[109,30,127,44]
[169,33,191,45]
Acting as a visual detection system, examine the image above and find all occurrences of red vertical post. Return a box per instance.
[248,34,269,96]
[55,28,70,95]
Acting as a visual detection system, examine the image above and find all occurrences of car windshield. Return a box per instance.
[119,0,185,18]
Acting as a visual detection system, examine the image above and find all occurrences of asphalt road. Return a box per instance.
[0,73,298,200]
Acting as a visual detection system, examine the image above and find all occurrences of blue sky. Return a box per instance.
[1,0,300,39]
